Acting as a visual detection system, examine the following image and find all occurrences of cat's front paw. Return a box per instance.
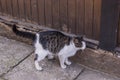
[35,61,43,71]
[66,61,72,65]
[61,65,67,69]
[36,66,43,71]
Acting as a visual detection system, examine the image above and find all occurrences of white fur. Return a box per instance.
[79,41,86,50]
[34,33,86,70]
[58,41,86,69]
[34,34,49,70]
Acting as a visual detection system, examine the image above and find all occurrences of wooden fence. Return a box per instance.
[0,0,101,40]
[0,0,119,51]
[117,10,120,47]
[118,15,120,47]
[117,1,120,47]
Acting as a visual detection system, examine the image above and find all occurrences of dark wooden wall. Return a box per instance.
[0,0,102,40]
[99,0,119,51]
[118,16,120,47]
[118,1,120,47]
[117,0,120,47]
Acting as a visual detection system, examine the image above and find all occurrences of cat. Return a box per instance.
[12,24,86,71]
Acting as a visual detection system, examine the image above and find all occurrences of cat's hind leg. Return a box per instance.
[47,54,54,60]
[34,54,42,71]
[65,58,71,65]
[34,52,48,71]
[58,54,67,69]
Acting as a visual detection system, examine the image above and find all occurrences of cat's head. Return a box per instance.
[73,36,86,50]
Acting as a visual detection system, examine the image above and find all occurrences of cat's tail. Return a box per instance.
[12,24,36,40]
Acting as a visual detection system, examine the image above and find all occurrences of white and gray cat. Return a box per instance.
[12,25,86,71]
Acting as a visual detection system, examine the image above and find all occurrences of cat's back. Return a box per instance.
[38,30,72,53]
[39,30,65,37]
[38,30,70,41]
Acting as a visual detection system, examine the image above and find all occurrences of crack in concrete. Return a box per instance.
[73,68,85,80]
[0,51,34,78]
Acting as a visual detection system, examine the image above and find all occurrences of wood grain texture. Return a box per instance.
[118,17,120,46]
[12,0,19,18]
[76,0,85,35]
[52,0,60,29]
[37,0,45,25]
[45,0,52,27]
[18,0,25,20]
[118,2,120,46]
[24,0,32,22]
[31,0,39,23]
[68,0,76,33]
[6,0,13,16]
[0,0,103,41]
[84,0,94,38]
[59,0,68,29]
[119,25,120,46]
[93,0,101,40]
[1,0,7,15]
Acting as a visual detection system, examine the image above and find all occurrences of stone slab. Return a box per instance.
[4,54,84,80]
[0,36,33,75]
[0,78,4,80]
[76,69,120,80]
[73,49,120,78]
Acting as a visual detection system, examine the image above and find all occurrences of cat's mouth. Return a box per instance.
[79,41,86,50]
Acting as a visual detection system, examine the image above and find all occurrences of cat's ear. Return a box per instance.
[80,36,83,40]
[79,35,85,41]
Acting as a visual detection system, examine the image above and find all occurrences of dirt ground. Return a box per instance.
[0,23,120,78]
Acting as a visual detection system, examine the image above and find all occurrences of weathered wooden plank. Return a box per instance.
[31,0,39,23]
[76,0,85,35]
[45,0,52,27]
[52,0,60,29]
[0,0,104,43]
[93,0,101,40]
[5,0,8,15]
[118,28,120,47]
[6,0,13,16]
[118,20,120,46]
[59,0,68,30]
[1,0,7,15]
[84,0,94,38]
[24,0,32,22]
[18,0,25,20]
[37,0,45,25]
[12,0,19,18]
[118,3,120,47]
[68,0,76,33]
